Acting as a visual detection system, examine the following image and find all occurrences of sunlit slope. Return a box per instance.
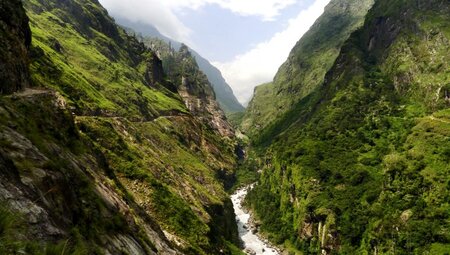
[247,0,450,253]
[241,0,374,136]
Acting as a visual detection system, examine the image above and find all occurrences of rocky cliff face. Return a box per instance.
[245,0,450,254]
[0,0,31,94]
[0,0,240,254]
[0,90,179,254]
[176,45,235,138]
[142,38,235,137]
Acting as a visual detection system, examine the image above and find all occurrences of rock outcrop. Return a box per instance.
[143,39,235,137]
[0,0,32,94]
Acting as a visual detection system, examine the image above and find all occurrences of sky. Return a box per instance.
[98,0,331,104]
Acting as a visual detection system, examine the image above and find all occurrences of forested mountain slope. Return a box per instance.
[0,0,241,254]
[246,0,450,254]
[241,0,374,135]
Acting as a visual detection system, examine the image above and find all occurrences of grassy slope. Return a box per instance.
[0,0,241,254]
[26,0,186,117]
[241,0,374,135]
[246,0,450,254]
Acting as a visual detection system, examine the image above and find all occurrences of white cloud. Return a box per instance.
[198,0,296,21]
[98,0,191,42]
[99,0,296,43]
[214,0,331,104]
[160,0,296,20]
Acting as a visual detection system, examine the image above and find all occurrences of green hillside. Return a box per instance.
[245,0,450,253]
[0,0,241,254]
[241,0,374,135]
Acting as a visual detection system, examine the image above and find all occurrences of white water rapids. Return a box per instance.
[231,185,280,255]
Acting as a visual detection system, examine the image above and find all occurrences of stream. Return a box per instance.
[231,185,280,255]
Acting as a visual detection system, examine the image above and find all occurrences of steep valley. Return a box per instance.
[0,0,449,254]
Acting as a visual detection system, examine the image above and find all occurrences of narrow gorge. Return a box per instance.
[0,0,449,254]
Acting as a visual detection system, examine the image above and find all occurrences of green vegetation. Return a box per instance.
[129,30,244,114]
[244,0,450,254]
[76,113,239,253]
[241,0,374,135]
[229,151,261,192]
[26,0,186,118]
[150,182,210,252]
[227,112,245,129]
[0,0,241,254]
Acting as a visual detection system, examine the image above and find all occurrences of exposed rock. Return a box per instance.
[144,54,177,92]
[300,221,314,239]
[106,235,154,255]
[0,0,32,94]
[141,41,235,137]
[178,73,235,137]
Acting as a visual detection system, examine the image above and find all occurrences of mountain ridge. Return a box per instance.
[241,0,375,135]
[117,18,245,114]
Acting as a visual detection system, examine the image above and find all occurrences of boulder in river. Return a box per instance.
[244,248,256,255]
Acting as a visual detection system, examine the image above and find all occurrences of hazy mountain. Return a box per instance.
[117,18,245,114]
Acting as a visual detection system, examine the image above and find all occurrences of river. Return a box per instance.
[231,185,280,255]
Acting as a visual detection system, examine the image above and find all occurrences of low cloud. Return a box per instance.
[214,0,331,104]
[203,0,296,21]
[99,0,296,43]
[98,0,191,42]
